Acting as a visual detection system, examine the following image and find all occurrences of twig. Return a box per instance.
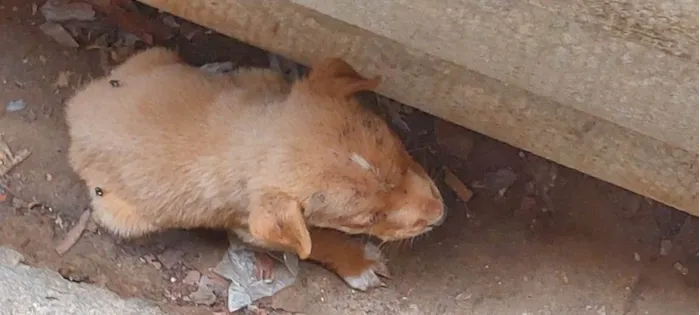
[0,135,31,176]
[56,209,92,256]
[443,167,473,202]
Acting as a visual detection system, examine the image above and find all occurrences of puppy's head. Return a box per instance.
[289,57,446,242]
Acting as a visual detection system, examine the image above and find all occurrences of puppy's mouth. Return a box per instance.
[373,227,436,242]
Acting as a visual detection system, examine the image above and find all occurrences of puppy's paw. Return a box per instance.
[342,243,390,291]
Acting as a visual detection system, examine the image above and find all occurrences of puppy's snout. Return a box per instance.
[430,204,447,227]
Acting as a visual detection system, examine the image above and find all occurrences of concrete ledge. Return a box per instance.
[0,247,165,315]
[139,0,698,215]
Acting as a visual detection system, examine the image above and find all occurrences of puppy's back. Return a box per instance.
[65,49,245,226]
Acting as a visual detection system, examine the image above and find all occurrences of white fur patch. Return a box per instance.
[350,153,373,171]
[344,268,385,291]
[342,243,390,291]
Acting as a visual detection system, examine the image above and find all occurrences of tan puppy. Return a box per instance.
[65,48,446,290]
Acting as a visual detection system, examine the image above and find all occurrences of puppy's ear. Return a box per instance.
[305,58,381,99]
[248,191,312,259]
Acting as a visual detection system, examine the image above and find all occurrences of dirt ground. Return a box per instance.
[0,1,698,315]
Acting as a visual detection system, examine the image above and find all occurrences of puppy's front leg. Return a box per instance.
[308,228,389,291]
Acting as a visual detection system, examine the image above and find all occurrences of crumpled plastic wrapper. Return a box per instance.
[214,235,300,312]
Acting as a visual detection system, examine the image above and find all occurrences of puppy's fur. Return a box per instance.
[65,48,445,290]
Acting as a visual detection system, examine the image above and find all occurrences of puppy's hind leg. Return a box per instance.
[89,188,159,239]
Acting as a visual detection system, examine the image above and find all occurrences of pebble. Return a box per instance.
[40,0,95,22]
[6,99,26,112]
[659,239,673,256]
[141,254,163,270]
[157,249,184,269]
[39,22,79,47]
[182,270,201,286]
[673,262,689,275]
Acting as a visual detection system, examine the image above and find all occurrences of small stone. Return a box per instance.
[109,79,120,87]
[45,173,53,181]
[182,270,201,285]
[633,252,641,261]
[39,22,79,47]
[198,275,228,297]
[454,292,471,300]
[189,283,217,306]
[157,249,184,269]
[58,266,90,283]
[54,71,71,88]
[659,239,673,256]
[41,0,95,22]
[142,254,163,270]
[673,262,689,275]
[6,99,26,112]
[170,277,177,283]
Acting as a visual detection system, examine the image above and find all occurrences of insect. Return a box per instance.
[94,187,104,196]
[109,79,121,87]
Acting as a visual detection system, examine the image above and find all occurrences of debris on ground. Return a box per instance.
[58,266,91,283]
[472,168,517,199]
[213,235,299,312]
[659,239,673,256]
[140,254,163,270]
[443,167,473,203]
[39,22,79,47]
[157,248,184,270]
[0,186,9,204]
[0,135,31,177]
[434,119,474,159]
[673,262,689,275]
[55,209,91,256]
[652,203,689,240]
[188,274,227,306]
[182,270,201,286]
[524,155,559,211]
[40,0,95,22]
[54,71,72,88]
[92,0,174,45]
[200,62,235,74]
[6,99,26,112]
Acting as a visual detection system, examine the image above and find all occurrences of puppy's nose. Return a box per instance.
[430,205,447,227]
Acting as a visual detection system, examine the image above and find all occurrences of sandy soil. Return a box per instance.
[0,1,697,314]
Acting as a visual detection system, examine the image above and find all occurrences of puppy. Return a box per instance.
[65,48,446,290]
